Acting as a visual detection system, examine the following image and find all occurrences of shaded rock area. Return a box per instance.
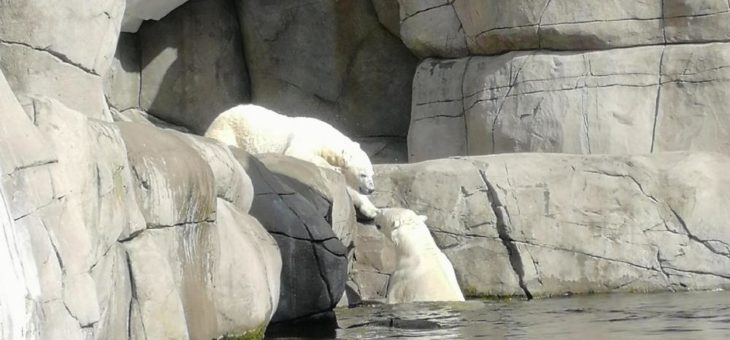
[138,0,250,134]
[236,0,416,156]
[365,153,730,298]
[409,43,730,161]
[233,151,348,324]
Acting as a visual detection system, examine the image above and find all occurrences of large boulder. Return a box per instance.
[369,152,730,298]
[237,0,416,157]
[409,43,730,161]
[119,123,281,339]
[232,150,348,324]
[138,0,250,134]
[0,0,125,120]
[398,0,730,58]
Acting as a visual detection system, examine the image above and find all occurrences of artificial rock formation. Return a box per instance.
[234,151,348,324]
[403,1,730,162]
[138,0,250,134]
[237,0,417,158]
[368,153,730,298]
[409,43,730,161]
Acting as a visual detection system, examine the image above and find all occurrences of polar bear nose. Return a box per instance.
[361,187,374,195]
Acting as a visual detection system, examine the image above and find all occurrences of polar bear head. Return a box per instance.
[341,144,375,195]
[374,208,428,244]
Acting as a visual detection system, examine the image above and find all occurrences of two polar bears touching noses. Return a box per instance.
[205,104,463,304]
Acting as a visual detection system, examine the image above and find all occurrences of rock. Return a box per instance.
[174,133,254,213]
[122,0,189,33]
[372,0,401,38]
[255,154,356,248]
[356,137,408,164]
[396,0,729,57]
[409,43,730,161]
[104,33,141,112]
[369,152,730,297]
[350,223,397,301]
[0,43,111,121]
[0,0,125,75]
[118,122,216,227]
[212,199,281,337]
[123,199,281,339]
[139,0,250,134]
[237,0,416,143]
[232,150,348,323]
[0,0,125,121]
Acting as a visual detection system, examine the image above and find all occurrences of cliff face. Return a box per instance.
[402,0,730,161]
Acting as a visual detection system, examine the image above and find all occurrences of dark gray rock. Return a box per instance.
[139,0,250,134]
[232,150,348,323]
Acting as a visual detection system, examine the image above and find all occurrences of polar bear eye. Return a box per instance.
[359,174,367,178]
[375,224,381,230]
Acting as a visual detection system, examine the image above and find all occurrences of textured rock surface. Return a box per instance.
[0,0,124,121]
[139,0,250,135]
[0,63,281,337]
[256,154,356,248]
[237,0,416,143]
[398,0,730,58]
[104,33,141,112]
[233,150,348,323]
[409,43,730,161]
[368,153,730,297]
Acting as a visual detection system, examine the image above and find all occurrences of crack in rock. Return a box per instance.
[477,168,533,299]
[0,39,99,76]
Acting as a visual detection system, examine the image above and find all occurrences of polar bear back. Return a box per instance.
[205,104,350,155]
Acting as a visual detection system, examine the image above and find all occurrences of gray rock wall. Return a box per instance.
[404,0,730,161]
[369,152,730,298]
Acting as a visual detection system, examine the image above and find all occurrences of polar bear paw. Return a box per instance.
[358,199,379,220]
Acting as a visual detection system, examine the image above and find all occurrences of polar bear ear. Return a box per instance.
[418,215,428,223]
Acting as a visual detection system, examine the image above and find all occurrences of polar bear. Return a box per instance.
[204,104,378,219]
[374,208,465,304]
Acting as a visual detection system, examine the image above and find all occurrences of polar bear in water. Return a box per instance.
[374,208,465,304]
[204,104,378,219]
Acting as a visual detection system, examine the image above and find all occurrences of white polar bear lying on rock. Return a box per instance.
[204,104,379,219]
[375,208,465,304]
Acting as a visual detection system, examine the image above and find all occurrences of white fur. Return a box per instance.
[205,104,378,218]
[374,208,465,304]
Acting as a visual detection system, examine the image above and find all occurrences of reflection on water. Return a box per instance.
[315,291,730,339]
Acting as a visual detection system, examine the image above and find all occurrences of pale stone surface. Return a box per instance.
[409,43,730,161]
[175,133,254,213]
[368,153,730,297]
[0,0,125,75]
[139,0,250,134]
[397,0,730,57]
[237,0,416,142]
[0,43,111,121]
[119,122,216,227]
[104,33,141,112]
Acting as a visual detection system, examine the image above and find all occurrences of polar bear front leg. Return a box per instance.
[347,187,378,219]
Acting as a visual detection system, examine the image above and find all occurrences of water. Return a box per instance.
[328,291,730,339]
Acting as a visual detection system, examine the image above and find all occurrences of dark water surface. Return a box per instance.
[300,291,730,339]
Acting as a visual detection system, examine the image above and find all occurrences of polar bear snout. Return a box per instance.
[359,186,374,195]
